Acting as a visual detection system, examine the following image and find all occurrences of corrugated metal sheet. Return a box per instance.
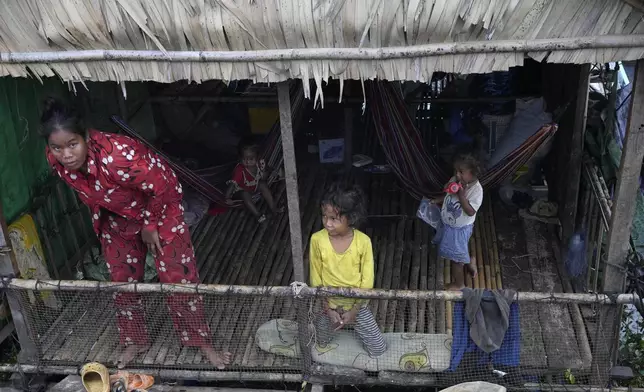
[0,0,643,97]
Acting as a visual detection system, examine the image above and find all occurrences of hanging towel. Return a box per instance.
[463,288,517,354]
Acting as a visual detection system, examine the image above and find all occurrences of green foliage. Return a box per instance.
[619,307,644,387]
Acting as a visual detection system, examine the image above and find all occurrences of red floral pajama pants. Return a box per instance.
[99,212,211,348]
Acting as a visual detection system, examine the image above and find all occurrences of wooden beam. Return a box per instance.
[561,64,591,246]
[277,82,304,282]
[0,321,15,345]
[596,59,644,386]
[603,59,644,293]
[624,0,644,13]
[277,81,312,376]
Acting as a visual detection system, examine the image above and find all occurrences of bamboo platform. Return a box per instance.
[32,166,587,375]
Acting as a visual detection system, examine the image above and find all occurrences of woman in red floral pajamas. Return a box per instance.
[41,98,231,369]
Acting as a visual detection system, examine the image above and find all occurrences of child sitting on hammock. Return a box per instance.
[310,183,387,357]
[433,152,483,290]
[225,138,282,223]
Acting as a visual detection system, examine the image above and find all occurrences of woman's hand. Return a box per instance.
[141,227,163,257]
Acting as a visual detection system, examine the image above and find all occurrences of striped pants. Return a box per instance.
[315,307,387,357]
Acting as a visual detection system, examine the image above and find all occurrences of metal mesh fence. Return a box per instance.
[2,279,635,388]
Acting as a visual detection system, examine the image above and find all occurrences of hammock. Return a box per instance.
[111,83,307,208]
[367,82,558,198]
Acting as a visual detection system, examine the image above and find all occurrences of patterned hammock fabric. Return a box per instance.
[111,83,307,208]
[367,82,558,198]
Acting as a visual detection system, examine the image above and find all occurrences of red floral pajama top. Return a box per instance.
[47,130,185,241]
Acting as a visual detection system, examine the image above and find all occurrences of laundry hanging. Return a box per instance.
[111,83,307,208]
[367,82,558,198]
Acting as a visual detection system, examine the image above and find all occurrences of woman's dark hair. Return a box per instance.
[321,182,367,227]
[40,97,85,139]
[453,151,482,178]
[238,136,260,157]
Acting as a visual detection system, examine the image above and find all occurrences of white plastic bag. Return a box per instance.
[416,198,441,229]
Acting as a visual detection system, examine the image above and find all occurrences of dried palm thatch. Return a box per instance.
[0,0,643,99]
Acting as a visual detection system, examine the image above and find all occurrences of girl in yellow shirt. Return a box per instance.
[309,183,387,357]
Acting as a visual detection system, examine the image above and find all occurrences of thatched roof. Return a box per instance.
[1,0,643,97]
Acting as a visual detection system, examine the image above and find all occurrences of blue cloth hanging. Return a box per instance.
[449,296,521,371]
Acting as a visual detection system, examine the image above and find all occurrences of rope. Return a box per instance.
[289,281,307,298]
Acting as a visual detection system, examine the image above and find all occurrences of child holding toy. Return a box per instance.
[433,153,483,290]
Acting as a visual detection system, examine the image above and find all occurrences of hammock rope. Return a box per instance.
[368,82,558,198]
[111,82,307,208]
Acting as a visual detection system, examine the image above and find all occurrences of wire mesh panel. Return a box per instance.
[8,284,302,374]
[2,280,634,389]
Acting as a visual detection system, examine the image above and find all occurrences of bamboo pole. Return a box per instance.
[2,36,644,65]
[3,279,642,305]
[1,363,643,390]
[480,215,493,289]
[488,202,503,289]
[435,249,445,334]
[584,164,612,229]
[474,220,485,289]
[444,258,452,334]
[470,235,479,289]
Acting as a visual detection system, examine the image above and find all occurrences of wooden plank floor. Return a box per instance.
[36,166,587,373]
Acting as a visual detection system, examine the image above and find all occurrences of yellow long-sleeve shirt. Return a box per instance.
[309,228,374,310]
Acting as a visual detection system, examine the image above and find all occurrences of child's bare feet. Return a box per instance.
[445,282,465,291]
[467,258,478,278]
[117,344,149,369]
[201,346,232,369]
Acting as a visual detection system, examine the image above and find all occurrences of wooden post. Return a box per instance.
[0,201,39,363]
[603,59,644,293]
[277,81,304,282]
[277,81,311,375]
[594,60,644,386]
[561,64,591,247]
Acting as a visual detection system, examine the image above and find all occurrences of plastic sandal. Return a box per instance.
[109,372,128,392]
[81,362,110,392]
[127,373,155,391]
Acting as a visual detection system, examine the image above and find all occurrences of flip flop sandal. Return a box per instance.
[81,362,110,392]
[109,372,128,392]
[127,374,155,391]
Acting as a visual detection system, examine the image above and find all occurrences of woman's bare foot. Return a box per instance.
[201,346,232,369]
[467,258,478,278]
[117,344,149,369]
[445,282,465,291]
